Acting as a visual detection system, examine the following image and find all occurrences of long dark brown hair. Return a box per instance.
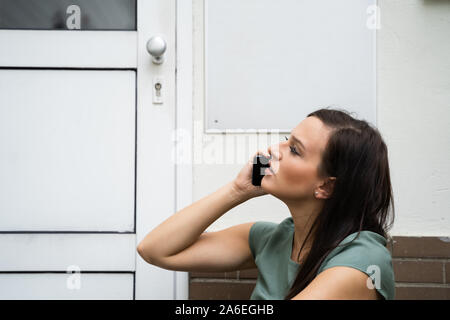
[284,107,395,299]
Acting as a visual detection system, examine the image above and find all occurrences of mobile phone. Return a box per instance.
[252,154,271,186]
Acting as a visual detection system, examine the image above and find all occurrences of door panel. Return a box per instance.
[0,30,137,68]
[0,69,135,231]
[0,234,135,271]
[0,273,134,300]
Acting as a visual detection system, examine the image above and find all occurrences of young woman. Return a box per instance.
[137,108,395,300]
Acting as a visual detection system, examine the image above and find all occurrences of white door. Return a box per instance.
[0,0,178,299]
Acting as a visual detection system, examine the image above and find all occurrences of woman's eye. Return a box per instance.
[285,136,300,156]
[289,145,300,155]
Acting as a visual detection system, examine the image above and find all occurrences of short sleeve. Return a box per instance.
[317,232,395,300]
[248,221,277,260]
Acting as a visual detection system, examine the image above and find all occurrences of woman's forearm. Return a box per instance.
[137,181,249,261]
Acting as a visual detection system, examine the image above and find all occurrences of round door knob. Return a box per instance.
[146,36,167,64]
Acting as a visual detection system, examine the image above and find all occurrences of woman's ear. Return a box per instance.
[317,177,336,199]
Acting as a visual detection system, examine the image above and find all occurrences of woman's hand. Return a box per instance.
[231,150,271,200]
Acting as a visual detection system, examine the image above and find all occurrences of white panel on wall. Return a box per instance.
[205,0,376,132]
[0,69,135,231]
[0,234,136,271]
[0,273,134,300]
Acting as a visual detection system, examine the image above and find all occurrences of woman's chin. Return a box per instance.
[261,176,273,190]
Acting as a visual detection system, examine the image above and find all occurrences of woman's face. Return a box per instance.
[262,116,333,202]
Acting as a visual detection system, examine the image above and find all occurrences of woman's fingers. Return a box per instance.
[256,149,271,160]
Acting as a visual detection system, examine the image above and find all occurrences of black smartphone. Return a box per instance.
[252,154,271,186]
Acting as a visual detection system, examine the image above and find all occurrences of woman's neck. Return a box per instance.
[287,199,322,262]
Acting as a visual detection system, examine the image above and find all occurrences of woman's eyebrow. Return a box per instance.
[290,134,306,151]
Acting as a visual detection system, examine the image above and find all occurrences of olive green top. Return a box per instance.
[248,217,395,300]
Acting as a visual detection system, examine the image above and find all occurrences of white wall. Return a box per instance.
[376,0,450,236]
[192,0,450,237]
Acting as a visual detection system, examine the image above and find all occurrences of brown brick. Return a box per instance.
[238,268,258,279]
[393,260,444,283]
[189,280,257,300]
[395,285,450,300]
[446,262,450,284]
[189,271,238,279]
[392,236,450,258]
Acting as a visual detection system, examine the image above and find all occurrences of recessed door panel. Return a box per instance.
[0,273,134,300]
[0,69,135,231]
[0,234,136,271]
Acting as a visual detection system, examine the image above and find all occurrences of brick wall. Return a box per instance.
[391,236,450,299]
[189,236,450,300]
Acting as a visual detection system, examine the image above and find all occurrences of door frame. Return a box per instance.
[135,0,193,300]
[173,0,193,300]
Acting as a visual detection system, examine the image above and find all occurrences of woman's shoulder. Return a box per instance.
[340,230,388,247]
[250,216,293,237]
[248,217,293,257]
[317,230,395,300]
[320,230,392,268]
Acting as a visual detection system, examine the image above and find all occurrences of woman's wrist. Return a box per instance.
[228,181,252,204]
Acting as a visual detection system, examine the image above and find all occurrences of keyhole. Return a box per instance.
[155,82,162,97]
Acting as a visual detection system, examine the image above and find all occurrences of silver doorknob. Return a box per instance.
[146,36,167,64]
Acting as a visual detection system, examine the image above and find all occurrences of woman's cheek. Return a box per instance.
[283,163,316,190]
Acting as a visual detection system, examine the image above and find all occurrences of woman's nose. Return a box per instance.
[267,144,281,174]
[268,144,281,161]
